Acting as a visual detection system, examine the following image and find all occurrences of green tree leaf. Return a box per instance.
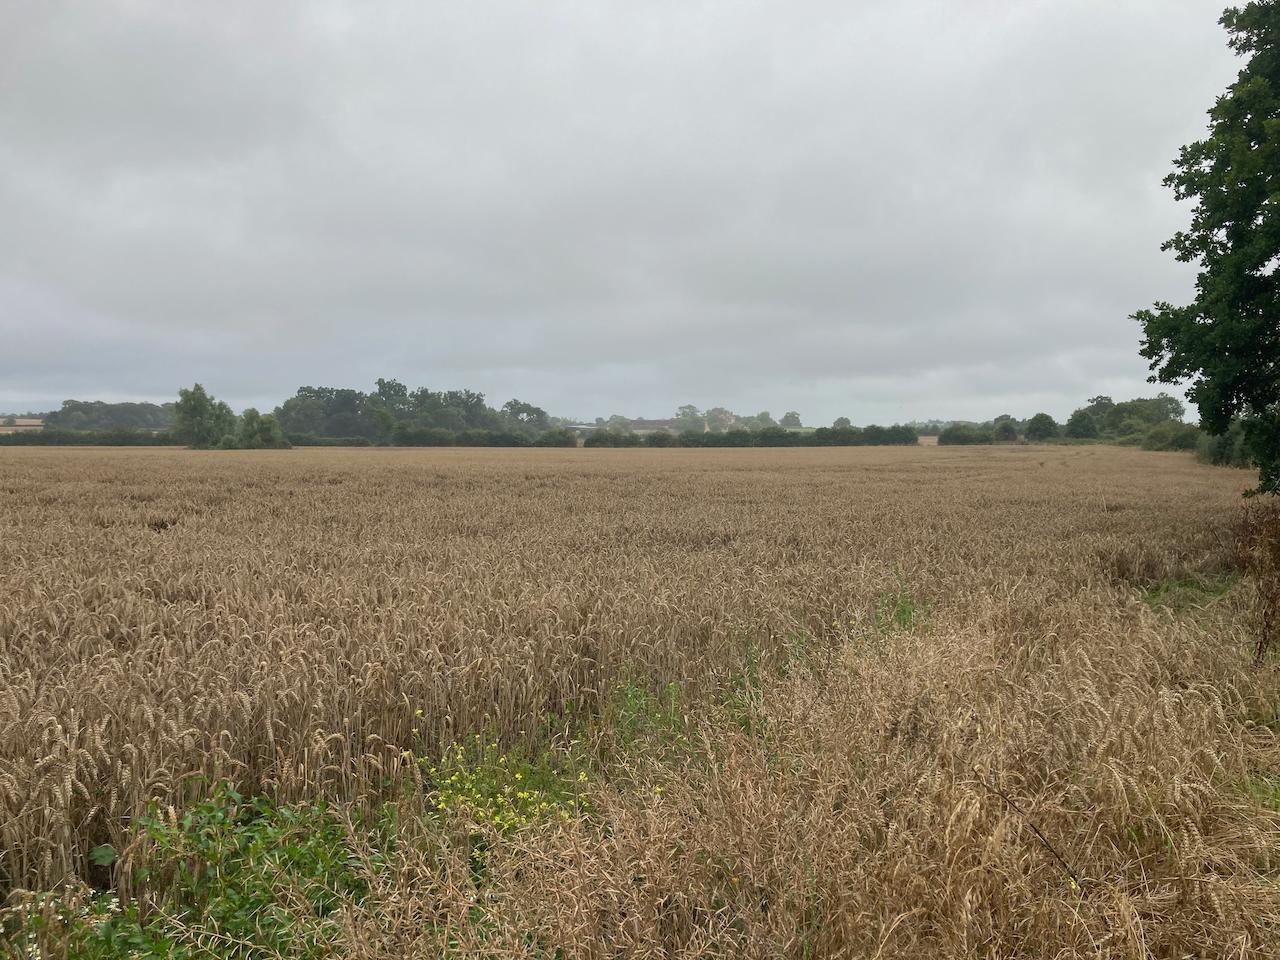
[89,844,116,867]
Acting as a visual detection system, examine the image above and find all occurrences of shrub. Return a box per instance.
[455,430,529,447]
[286,434,373,447]
[533,428,578,447]
[0,429,182,446]
[938,424,995,445]
[711,430,755,447]
[1236,501,1280,662]
[1141,421,1202,451]
[1024,413,1059,441]
[68,787,366,957]
[392,424,456,446]
[1198,420,1252,468]
[584,430,642,447]
[236,409,290,449]
[752,426,795,447]
[1064,409,1099,439]
[675,429,706,447]
[881,424,920,445]
[673,424,918,448]
[993,420,1019,443]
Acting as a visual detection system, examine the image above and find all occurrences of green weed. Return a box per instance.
[1141,573,1237,613]
[1244,773,1280,811]
[606,680,690,750]
[66,785,367,958]
[873,580,928,634]
[412,732,590,832]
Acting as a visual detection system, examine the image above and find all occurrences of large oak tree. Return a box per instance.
[1134,2,1280,494]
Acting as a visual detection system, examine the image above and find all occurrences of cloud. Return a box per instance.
[0,0,1239,422]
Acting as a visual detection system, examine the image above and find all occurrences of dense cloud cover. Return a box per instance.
[0,1,1240,422]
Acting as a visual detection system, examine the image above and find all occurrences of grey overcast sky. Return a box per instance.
[0,1,1242,423]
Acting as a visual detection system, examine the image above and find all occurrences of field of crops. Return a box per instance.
[3,444,1279,957]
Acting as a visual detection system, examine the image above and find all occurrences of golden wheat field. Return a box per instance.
[3,444,1280,958]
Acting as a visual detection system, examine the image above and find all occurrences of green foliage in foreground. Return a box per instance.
[70,788,365,958]
[11,732,596,959]
[604,680,689,754]
[409,732,590,831]
[5,618,1268,958]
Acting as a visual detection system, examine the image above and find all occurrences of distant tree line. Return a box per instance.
[586,405,803,434]
[43,399,175,432]
[935,393,1216,456]
[17,385,297,450]
[0,429,184,447]
[584,405,900,439]
[585,423,918,447]
[296,426,578,448]
[0,399,180,444]
[2,382,577,450]
[274,379,558,443]
[15,386,1243,465]
[1058,395,1189,442]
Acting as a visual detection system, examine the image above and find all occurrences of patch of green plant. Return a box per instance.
[605,679,692,750]
[781,630,812,672]
[873,580,928,634]
[1,888,119,960]
[1140,573,1237,613]
[1117,820,1177,856]
[1248,699,1280,735]
[399,731,592,898]
[719,653,769,737]
[1243,773,1280,812]
[412,732,591,833]
[69,785,368,959]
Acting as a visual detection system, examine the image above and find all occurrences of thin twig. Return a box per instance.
[975,770,1084,893]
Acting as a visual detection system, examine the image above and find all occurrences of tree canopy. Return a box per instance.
[1024,413,1059,441]
[1133,2,1280,494]
[1064,410,1099,439]
[174,384,237,448]
[44,399,174,432]
[273,381,549,442]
